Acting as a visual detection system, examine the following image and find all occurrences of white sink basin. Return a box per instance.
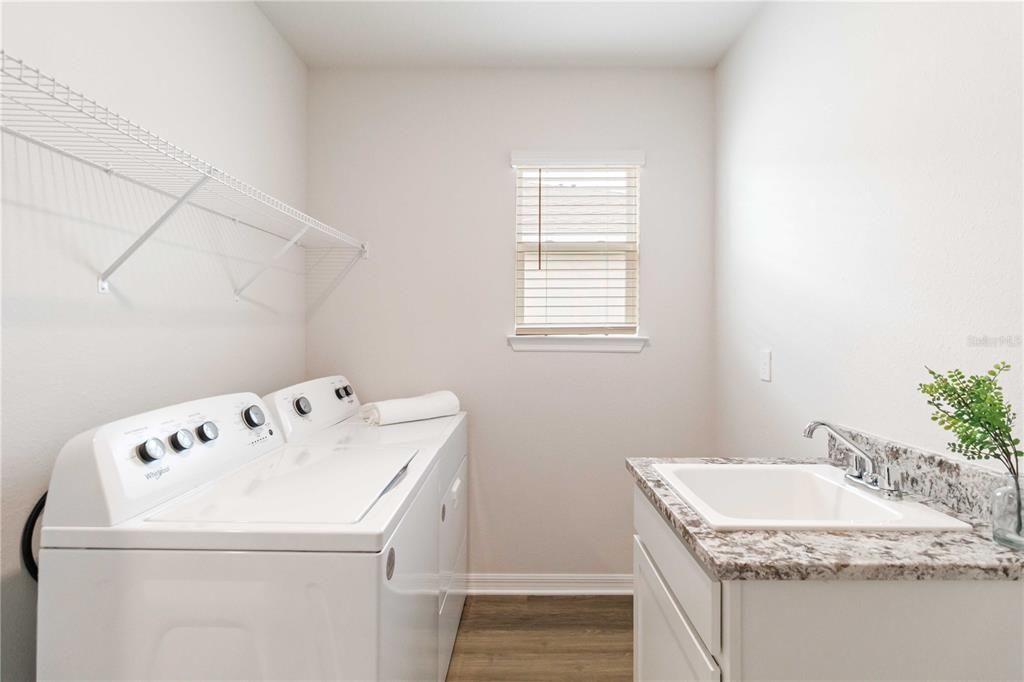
[653,463,971,531]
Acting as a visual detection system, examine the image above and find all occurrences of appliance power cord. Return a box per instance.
[21,491,47,582]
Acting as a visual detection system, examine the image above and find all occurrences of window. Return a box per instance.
[513,163,640,337]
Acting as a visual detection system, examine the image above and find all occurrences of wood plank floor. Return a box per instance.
[445,595,633,682]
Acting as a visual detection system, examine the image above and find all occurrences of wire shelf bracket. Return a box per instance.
[0,50,367,298]
[97,176,209,293]
[234,224,310,301]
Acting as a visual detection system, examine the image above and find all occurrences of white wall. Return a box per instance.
[1,4,309,678]
[7,4,1016,675]
[305,68,715,577]
[715,2,1023,458]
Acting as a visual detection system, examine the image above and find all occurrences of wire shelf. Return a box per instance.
[0,51,366,298]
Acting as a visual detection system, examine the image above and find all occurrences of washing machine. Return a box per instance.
[264,376,469,681]
[36,391,440,681]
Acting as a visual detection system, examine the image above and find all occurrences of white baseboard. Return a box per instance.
[466,573,633,595]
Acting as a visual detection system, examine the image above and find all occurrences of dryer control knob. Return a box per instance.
[343,385,354,397]
[169,429,194,452]
[196,421,219,442]
[137,438,166,463]
[242,405,266,429]
[334,387,346,400]
[294,396,312,416]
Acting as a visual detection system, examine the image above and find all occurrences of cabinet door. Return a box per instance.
[634,536,721,682]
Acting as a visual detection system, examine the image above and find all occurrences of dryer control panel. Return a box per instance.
[263,375,360,443]
[44,393,284,529]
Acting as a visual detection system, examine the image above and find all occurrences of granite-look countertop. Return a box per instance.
[627,457,1024,580]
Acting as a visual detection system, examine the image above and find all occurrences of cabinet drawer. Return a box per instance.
[634,536,721,682]
[634,488,721,654]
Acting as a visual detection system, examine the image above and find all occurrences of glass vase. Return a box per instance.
[992,475,1024,551]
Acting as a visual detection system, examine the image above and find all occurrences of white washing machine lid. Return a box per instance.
[41,442,431,553]
[147,444,417,525]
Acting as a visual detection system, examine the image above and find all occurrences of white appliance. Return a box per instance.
[36,390,447,681]
[264,376,469,681]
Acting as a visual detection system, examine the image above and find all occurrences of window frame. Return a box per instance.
[510,153,645,346]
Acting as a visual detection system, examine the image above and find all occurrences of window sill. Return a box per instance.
[507,334,649,353]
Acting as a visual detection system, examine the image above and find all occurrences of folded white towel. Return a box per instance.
[358,391,460,426]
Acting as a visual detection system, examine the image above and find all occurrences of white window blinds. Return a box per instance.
[515,166,639,335]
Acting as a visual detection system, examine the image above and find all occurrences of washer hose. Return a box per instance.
[21,492,46,582]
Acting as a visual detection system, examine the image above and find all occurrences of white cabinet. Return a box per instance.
[634,537,721,682]
[633,489,1024,682]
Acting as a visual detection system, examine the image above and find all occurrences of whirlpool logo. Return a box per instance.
[145,466,170,480]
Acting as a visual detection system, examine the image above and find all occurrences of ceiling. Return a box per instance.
[258,2,762,68]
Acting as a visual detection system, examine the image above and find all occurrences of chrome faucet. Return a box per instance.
[803,421,903,499]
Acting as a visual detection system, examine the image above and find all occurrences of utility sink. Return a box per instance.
[653,463,971,531]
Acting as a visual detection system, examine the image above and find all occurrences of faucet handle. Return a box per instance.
[879,466,903,499]
[846,452,865,478]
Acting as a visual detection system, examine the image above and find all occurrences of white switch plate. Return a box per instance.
[759,349,772,382]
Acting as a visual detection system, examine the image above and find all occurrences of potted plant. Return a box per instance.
[919,362,1023,550]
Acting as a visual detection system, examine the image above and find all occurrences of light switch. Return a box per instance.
[759,348,772,382]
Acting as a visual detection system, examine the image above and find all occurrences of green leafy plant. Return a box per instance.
[919,362,1022,533]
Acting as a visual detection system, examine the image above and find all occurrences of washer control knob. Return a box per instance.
[343,385,354,397]
[242,404,266,429]
[294,396,312,416]
[334,387,346,400]
[137,438,166,463]
[169,429,194,452]
[196,421,219,443]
